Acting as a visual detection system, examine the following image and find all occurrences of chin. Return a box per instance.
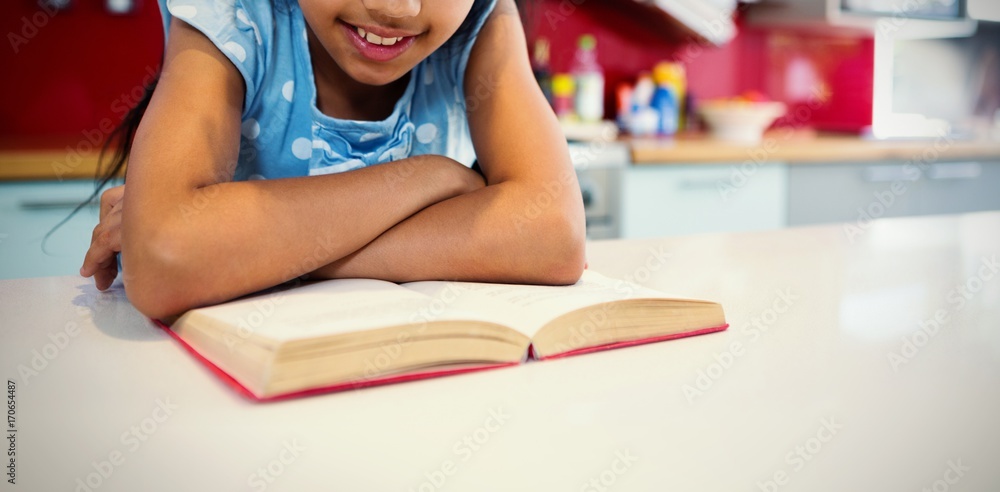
[344,62,411,87]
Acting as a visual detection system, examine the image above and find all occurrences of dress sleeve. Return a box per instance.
[159,0,271,116]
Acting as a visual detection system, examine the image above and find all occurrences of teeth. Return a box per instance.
[356,26,402,46]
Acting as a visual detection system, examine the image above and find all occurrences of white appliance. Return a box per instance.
[747,0,977,39]
[642,0,740,45]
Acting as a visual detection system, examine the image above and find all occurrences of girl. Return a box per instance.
[80,0,586,319]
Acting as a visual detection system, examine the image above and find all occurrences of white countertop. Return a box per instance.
[2,212,999,491]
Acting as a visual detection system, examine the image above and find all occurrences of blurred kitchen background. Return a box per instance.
[1,0,999,279]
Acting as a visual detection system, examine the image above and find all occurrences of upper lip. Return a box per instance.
[344,21,421,39]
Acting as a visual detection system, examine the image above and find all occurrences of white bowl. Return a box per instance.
[698,102,787,144]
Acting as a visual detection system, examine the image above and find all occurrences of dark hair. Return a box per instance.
[45,73,158,249]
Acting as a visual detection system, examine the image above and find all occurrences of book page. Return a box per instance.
[182,278,501,342]
[403,270,681,338]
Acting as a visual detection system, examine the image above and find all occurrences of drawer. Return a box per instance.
[0,180,102,279]
[788,163,921,226]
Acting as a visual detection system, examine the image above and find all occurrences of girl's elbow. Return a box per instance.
[121,232,204,319]
[537,207,587,285]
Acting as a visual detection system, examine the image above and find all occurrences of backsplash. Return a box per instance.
[0,1,163,143]
[525,0,875,133]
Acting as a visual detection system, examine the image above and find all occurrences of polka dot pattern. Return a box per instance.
[241,119,260,139]
[162,0,495,180]
[312,139,332,154]
[223,41,247,63]
[416,123,438,144]
[171,5,198,19]
[291,138,312,160]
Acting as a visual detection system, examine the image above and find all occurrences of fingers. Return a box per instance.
[81,205,123,285]
[93,256,120,291]
[99,185,125,221]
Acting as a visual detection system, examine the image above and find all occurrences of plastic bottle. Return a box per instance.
[551,74,576,122]
[631,73,655,111]
[616,83,634,131]
[651,63,681,135]
[532,38,553,107]
[571,35,605,123]
[627,73,658,136]
[663,63,687,130]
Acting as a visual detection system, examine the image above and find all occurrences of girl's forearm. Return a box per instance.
[122,155,480,318]
[312,178,586,285]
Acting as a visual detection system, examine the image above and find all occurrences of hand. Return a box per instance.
[455,163,487,195]
[80,185,125,290]
[426,155,486,197]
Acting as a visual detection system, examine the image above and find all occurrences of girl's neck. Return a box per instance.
[307,30,409,122]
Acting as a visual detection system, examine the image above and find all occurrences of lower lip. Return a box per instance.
[341,21,417,62]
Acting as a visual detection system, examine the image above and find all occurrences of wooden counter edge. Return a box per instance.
[630,138,1000,165]
[0,151,119,181]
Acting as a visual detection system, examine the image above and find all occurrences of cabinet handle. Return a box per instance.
[678,179,721,191]
[19,199,96,211]
[927,162,981,180]
[861,165,918,183]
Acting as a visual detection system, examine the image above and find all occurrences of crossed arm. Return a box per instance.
[81,0,585,320]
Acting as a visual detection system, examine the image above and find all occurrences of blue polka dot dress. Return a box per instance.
[157,0,496,180]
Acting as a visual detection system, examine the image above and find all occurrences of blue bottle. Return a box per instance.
[650,84,678,136]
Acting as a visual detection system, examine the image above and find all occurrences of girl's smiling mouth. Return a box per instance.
[340,20,419,62]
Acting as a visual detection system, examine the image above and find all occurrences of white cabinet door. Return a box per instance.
[788,161,1000,226]
[622,164,788,238]
[0,180,101,279]
[918,161,1000,216]
[787,163,921,226]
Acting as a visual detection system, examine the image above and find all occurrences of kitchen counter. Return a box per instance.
[4,132,1000,180]
[0,136,108,181]
[629,132,1000,164]
[2,211,999,490]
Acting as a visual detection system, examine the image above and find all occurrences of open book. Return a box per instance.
[160,271,727,400]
